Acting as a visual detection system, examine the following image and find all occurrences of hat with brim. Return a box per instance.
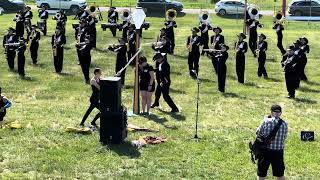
[191,27,200,33]
[213,26,222,33]
[220,44,229,51]
[8,27,15,32]
[237,32,246,39]
[118,38,127,44]
[259,33,266,40]
[287,45,295,51]
[300,37,308,44]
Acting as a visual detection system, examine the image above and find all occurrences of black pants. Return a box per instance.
[6,50,16,70]
[17,53,25,76]
[168,35,175,54]
[211,56,218,74]
[236,54,245,83]
[80,102,100,125]
[258,54,268,77]
[40,21,47,36]
[188,52,200,75]
[16,22,24,38]
[30,42,39,64]
[154,83,178,110]
[110,27,117,37]
[249,35,257,56]
[122,28,128,40]
[201,37,209,55]
[258,149,285,177]
[91,28,97,48]
[299,58,308,81]
[277,33,286,55]
[285,71,299,97]
[116,63,126,86]
[217,64,227,92]
[128,47,136,65]
[79,49,91,82]
[53,47,64,73]
[0,109,6,121]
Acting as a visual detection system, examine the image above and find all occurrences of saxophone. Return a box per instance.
[188,36,195,52]
[53,35,58,56]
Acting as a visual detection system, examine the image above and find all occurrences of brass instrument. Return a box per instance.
[53,36,58,57]
[166,9,177,21]
[187,36,197,52]
[273,12,286,25]
[199,11,211,26]
[248,7,260,20]
[120,9,131,29]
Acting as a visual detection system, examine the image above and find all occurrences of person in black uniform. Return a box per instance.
[198,14,212,55]
[127,24,136,64]
[151,53,179,113]
[281,45,299,98]
[120,9,131,40]
[29,25,41,65]
[107,7,119,37]
[139,56,155,115]
[257,33,268,78]
[298,37,309,81]
[23,6,33,42]
[216,44,229,93]
[246,18,262,57]
[51,27,66,73]
[0,87,12,122]
[53,10,67,35]
[16,37,27,77]
[210,27,224,74]
[152,28,170,54]
[76,20,92,84]
[80,68,102,127]
[38,5,49,36]
[87,13,98,48]
[13,11,24,38]
[109,38,127,86]
[165,13,177,54]
[3,27,18,70]
[273,20,286,55]
[75,6,89,20]
[235,32,248,84]
[187,27,202,78]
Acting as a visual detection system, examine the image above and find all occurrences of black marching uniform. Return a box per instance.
[165,20,177,54]
[216,51,229,92]
[3,32,18,70]
[87,15,98,48]
[246,19,262,56]
[14,13,24,38]
[282,53,299,98]
[187,34,202,76]
[127,28,136,63]
[109,44,127,86]
[120,18,130,40]
[257,40,268,78]
[51,32,66,73]
[76,28,92,82]
[38,9,49,35]
[140,64,155,92]
[298,43,309,81]
[29,28,41,64]
[199,22,212,55]
[23,9,33,41]
[235,40,248,83]
[273,23,286,55]
[210,33,225,74]
[17,40,26,77]
[107,9,119,37]
[53,12,67,34]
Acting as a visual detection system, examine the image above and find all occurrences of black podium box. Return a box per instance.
[100,77,122,113]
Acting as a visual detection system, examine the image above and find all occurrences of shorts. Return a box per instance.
[140,83,155,92]
[257,149,285,177]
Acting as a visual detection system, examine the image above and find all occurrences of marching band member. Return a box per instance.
[257,33,268,78]
[13,11,24,38]
[3,27,18,70]
[298,37,309,81]
[165,9,177,54]
[152,28,170,54]
[273,13,286,55]
[109,38,128,86]
[16,37,27,77]
[120,9,131,40]
[75,6,89,20]
[246,18,262,57]
[198,11,212,55]
[38,5,49,36]
[127,24,137,64]
[51,27,66,73]
[23,6,33,42]
[235,33,248,84]
[210,26,224,74]
[29,25,41,65]
[216,44,229,93]
[107,7,119,37]
[187,27,203,78]
[281,45,299,98]
[0,87,12,122]
[53,10,67,35]
[87,6,98,48]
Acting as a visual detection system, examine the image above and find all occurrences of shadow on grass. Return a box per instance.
[58,72,74,77]
[222,92,246,99]
[298,86,320,93]
[304,81,320,86]
[94,47,109,53]
[171,54,188,59]
[147,114,168,124]
[199,78,215,83]
[124,84,134,89]
[294,97,317,104]
[20,76,36,81]
[104,141,141,158]
[31,63,46,68]
[171,71,182,75]
[266,77,282,82]
[244,82,259,88]
[158,109,186,121]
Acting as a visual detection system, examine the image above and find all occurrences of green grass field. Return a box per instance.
[0,11,320,179]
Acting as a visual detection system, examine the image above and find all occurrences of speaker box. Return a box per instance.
[100,106,127,144]
[100,77,122,113]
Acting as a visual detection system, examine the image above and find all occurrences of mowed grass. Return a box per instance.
[0,11,320,179]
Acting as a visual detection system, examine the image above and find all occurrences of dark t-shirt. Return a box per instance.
[140,64,155,90]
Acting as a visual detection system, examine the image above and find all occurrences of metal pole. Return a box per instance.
[243,0,247,34]
[110,0,113,7]
[133,30,140,114]
[194,79,200,139]
[282,0,286,17]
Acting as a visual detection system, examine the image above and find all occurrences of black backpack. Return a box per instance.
[249,119,283,164]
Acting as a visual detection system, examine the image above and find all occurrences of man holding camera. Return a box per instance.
[255,105,288,180]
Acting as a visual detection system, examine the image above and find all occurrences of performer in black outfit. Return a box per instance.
[152,28,170,55]
[53,10,67,35]
[187,27,202,78]
[235,33,248,84]
[75,7,89,20]
[87,13,98,48]
[120,9,131,40]
[51,27,66,73]
[16,37,27,77]
[165,11,177,54]
[210,27,224,74]
[13,11,24,38]
[23,6,33,42]
[107,7,119,37]
[281,45,299,98]
[80,68,102,127]
[0,87,12,122]
[109,38,127,86]
[298,37,309,81]
[151,53,179,113]
[127,24,136,64]
[257,33,268,78]
[216,44,229,93]
[139,56,155,115]
[38,5,49,36]
[198,13,212,55]
[246,18,262,57]
[29,25,41,64]
[273,19,286,55]
[3,27,18,70]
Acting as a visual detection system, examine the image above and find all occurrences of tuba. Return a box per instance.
[273,12,285,25]
[199,11,210,24]
[121,9,131,21]
[166,9,176,21]
[248,7,259,20]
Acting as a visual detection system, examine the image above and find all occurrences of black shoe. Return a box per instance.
[151,103,159,108]
[171,108,179,113]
